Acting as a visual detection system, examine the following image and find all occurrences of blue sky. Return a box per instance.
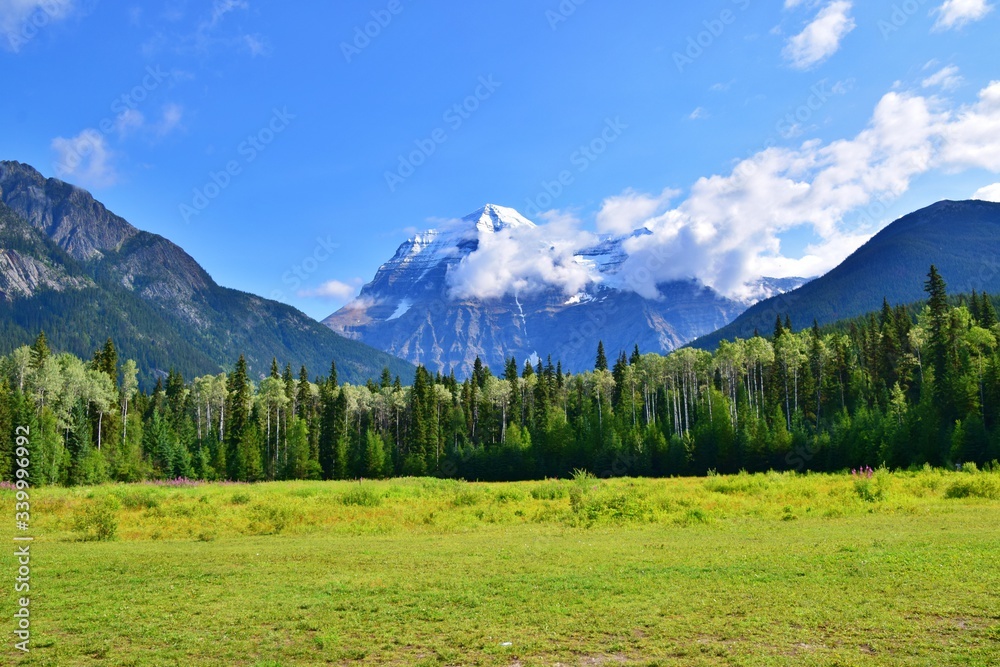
[2,0,1000,317]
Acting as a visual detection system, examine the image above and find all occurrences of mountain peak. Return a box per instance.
[463,204,536,233]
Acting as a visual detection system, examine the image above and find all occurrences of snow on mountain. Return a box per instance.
[323,205,803,376]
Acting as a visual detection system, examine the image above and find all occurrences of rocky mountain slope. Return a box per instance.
[324,205,804,375]
[0,160,414,385]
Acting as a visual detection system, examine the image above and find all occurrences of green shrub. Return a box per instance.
[340,486,383,507]
[493,488,525,503]
[572,486,653,524]
[247,503,293,534]
[945,476,1000,499]
[854,469,890,503]
[705,473,768,496]
[677,508,711,526]
[231,492,252,505]
[530,481,568,500]
[73,497,119,541]
[451,488,483,507]
[113,487,161,510]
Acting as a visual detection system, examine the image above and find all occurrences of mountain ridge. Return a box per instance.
[692,198,1000,349]
[324,204,805,375]
[0,160,415,385]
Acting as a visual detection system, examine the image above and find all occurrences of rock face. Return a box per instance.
[0,160,137,261]
[0,160,415,385]
[324,205,800,375]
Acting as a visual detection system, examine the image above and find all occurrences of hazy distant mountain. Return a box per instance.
[324,204,805,375]
[0,160,414,385]
[693,199,1000,349]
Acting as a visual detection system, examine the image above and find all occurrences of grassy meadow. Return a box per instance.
[3,468,1000,666]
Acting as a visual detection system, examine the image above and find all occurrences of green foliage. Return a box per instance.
[945,476,1000,499]
[113,487,162,510]
[73,496,119,541]
[854,468,891,503]
[6,270,1000,488]
[246,502,294,534]
[529,480,568,500]
[231,492,252,505]
[339,485,383,507]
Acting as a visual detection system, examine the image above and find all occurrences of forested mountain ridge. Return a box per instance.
[693,199,1000,349]
[0,161,414,386]
[4,267,996,485]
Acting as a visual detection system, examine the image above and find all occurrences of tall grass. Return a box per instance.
[4,468,998,543]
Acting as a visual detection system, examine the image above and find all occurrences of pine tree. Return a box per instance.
[31,331,50,370]
[318,383,337,479]
[970,290,983,323]
[328,360,338,389]
[296,366,311,419]
[225,355,252,480]
[924,265,953,415]
[595,341,608,372]
[981,294,998,329]
[92,338,118,383]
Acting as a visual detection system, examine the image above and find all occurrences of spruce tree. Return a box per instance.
[318,383,337,479]
[924,265,952,414]
[31,331,50,370]
[93,338,118,383]
[296,366,311,419]
[225,355,252,480]
[981,294,998,329]
[595,341,608,372]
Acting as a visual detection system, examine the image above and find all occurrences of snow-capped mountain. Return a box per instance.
[323,205,803,376]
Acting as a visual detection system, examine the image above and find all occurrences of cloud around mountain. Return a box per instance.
[435,79,1000,305]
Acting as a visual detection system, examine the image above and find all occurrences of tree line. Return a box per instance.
[2,266,998,485]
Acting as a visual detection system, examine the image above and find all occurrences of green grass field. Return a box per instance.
[3,469,1000,666]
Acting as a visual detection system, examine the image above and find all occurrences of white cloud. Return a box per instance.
[242,33,269,57]
[0,0,77,51]
[614,81,1000,301]
[782,1,856,70]
[51,129,117,188]
[595,188,677,235]
[446,217,599,300]
[200,0,248,32]
[933,0,994,30]
[688,107,707,120]
[922,65,963,91]
[939,81,1000,171]
[298,279,362,301]
[973,183,1000,202]
[441,81,1000,304]
[113,109,145,138]
[142,0,263,57]
[154,103,184,137]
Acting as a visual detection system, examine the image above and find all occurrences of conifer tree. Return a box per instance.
[31,331,50,370]
[225,355,252,480]
[595,341,608,372]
